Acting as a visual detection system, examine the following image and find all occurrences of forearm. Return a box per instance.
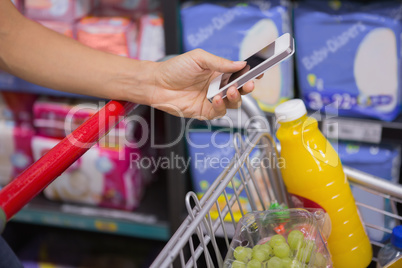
[0,1,157,104]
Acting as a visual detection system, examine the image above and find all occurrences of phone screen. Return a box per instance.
[219,41,276,88]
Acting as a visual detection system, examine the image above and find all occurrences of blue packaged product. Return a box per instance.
[294,0,402,121]
[335,141,401,242]
[0,71,19,90]
[181,1,294,112]
[186,130,270,221]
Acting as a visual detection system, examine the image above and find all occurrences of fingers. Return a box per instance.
[208,86,245,119]
[191,49,246,73]
[211,95,227,118]
[256,73,264,79]
[239,81,255,95]
[225,86,242,108]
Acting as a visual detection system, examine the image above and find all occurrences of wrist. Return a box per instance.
[113,59,160,105]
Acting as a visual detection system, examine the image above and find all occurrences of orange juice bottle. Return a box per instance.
[274,99,372,267]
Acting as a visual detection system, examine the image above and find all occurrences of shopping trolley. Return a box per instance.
[151,97,402,268]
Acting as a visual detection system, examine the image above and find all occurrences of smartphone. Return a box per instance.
[207,33,295,102]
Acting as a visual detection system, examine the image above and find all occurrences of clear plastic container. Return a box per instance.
[377,225,402,268]
[224,208,332,268]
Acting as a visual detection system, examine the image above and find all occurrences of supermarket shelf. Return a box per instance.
[0,73,99,99]
[317,113,402,144]
[266,111,402,144]
[10,180,170,241]
[209,109,402,144]
[0,86,97,99]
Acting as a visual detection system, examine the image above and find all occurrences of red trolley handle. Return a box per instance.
[0,100,138,233]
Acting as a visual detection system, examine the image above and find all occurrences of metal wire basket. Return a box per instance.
[151,97,402,268]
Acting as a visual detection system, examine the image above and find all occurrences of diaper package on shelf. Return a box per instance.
[137,13,165,61]
[24,0,93,21]
[33,97,96,139]
[32,136,144,210]
[33,97,136,151]
[0,121,34,186]
[335,141,401,242]
[1,92,37,124]
[77,16,138,58]
[187,130,270,221]
[37,20,75,38]
[181,0,294,113]
[97,0,160,18]
[294,0,402,121]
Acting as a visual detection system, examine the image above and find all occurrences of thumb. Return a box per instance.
[191,49,246,73]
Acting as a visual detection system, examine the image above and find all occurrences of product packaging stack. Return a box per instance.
[294,0,402,121]
[0,92,37,187]
[31,97,145,211]
[76,16,138,58]
[0,1,164,211]
[335,141,401,242]
[0,0,165,91]
[96,0,160,18]
[186,130,271,221]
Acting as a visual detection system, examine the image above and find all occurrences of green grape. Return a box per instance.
[268,234,286,248]
[232,260,246,268]
[252,245,262,252]
[247,259,262,268]
[273,242,290,258]
[287,230,304,250]
[252,249,269,262]
[234,246,252,262]
[260,243,273,257]
[281,257,292,267]
[303,240,315,263]
[312,252,326,267]
[267,256,282,268]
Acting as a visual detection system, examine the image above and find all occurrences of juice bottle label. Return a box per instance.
[290,193,326,212]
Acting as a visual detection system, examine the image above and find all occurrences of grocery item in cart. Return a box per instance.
[181,0,294,113]
[24,0,93,21]
[335,141,401,242]
[377,225,402,268]
[294,0,402,121]
[32,136,144,210]
[76,16,138,58]
[275,99,372,267]
[224,208,332,268]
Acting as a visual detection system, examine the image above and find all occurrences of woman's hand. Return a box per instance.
[149,49,256,120]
